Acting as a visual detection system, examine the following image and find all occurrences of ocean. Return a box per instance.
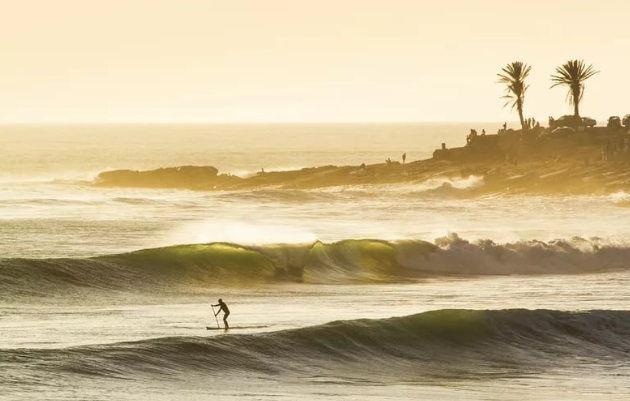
[2,123,630,400]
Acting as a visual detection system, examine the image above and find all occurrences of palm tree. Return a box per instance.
[497,61,531,130]
[550,60,598,118]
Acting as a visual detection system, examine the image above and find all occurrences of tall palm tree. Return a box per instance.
[497,61,531,130]
[550,60,598,118]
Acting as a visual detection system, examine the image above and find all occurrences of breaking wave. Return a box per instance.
[611,191,630,207]
[3,309,630,382]
[1,235,630,297]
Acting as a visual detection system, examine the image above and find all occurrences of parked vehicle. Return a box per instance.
[581,116,596,127]
[549,115,596,129]
[549,115,580,129]
[549,127,575,138]
[608,116,622,128]
[623,114,630,129]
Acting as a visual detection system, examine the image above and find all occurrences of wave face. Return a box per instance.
[2,236,630,296]
[3,309,630,382]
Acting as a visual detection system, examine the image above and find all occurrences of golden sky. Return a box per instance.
[1,0,628,123]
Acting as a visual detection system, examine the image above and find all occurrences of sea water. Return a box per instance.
[1,124,630,400]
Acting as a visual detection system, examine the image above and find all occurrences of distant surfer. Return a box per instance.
[212,299,230,328]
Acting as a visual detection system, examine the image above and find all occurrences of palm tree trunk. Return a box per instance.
[517,100,526,130]
[574,102,579,118]
[572,86,580,118]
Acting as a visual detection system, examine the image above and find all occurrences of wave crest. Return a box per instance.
[2,235,630,296]
[4,309,630,381]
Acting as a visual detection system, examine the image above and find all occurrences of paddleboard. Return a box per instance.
[206,325,269,330]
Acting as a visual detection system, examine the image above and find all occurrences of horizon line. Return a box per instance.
[0,120,518,126]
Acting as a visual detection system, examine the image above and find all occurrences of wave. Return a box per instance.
[111,196,163,205]
[0,198,97,206]
[399,175,484,199]
[159,178,484,204]
[1,235,630,296]
[0,172,99,186]
[3,309,630,382]
[0,196,186,208]
[611,191,630,207]
[211,188,341,204]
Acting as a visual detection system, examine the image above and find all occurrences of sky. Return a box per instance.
[0,0,628,123]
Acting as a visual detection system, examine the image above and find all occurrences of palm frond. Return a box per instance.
[497,61,530,129]
[496,61,531,111]
[549,59,598,110]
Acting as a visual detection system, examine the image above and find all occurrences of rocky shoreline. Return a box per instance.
[94,135,630,196]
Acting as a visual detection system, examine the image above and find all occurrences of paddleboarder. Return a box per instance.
[212,299,230,328]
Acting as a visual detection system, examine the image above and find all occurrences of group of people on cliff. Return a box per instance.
[466,128,486,144]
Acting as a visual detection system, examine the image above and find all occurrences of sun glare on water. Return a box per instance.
[166,220,319,246]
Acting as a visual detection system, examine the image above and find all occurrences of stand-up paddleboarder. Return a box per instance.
[212,298,230,329]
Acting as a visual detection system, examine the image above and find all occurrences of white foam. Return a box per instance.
[415,233,630,275]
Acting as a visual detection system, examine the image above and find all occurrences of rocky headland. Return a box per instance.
[94,127,630,196]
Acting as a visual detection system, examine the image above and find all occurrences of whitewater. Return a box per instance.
[2,124,630,400]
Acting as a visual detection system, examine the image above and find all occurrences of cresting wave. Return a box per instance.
[1,235,629,296]
[3,309,630,382]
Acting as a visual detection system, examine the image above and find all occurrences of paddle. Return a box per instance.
[211,305,220,328]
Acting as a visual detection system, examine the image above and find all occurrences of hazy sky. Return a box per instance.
[1,0,628,123]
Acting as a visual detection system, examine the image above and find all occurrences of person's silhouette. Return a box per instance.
[212,298,230,328]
